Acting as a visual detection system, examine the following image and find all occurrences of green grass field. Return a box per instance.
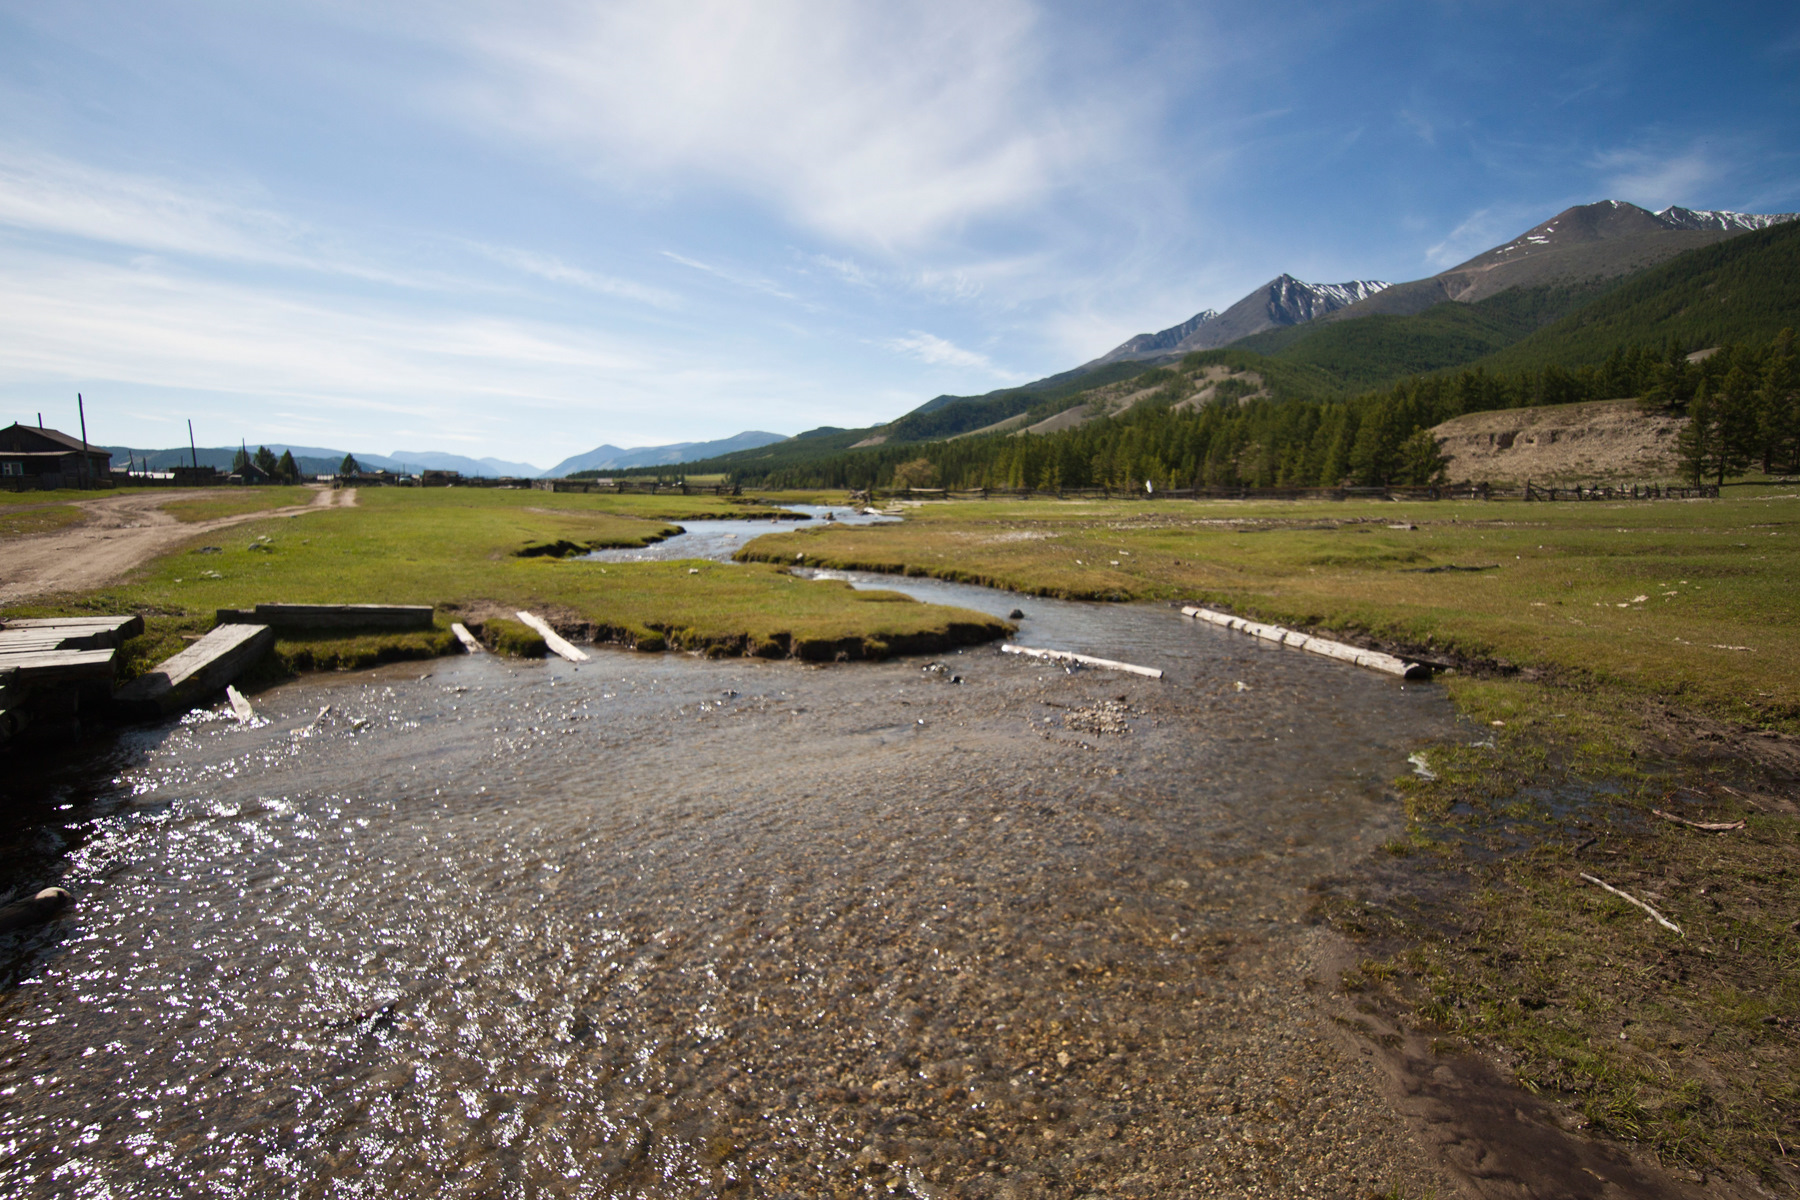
[0,504,87,539]
[739,493,1800,730]
[2,486,1006,677]
[160,486,320,522]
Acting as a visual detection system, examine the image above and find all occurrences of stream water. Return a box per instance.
[584,506,896,564]
[0,547,1466,1197]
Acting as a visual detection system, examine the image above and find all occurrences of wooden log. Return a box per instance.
[115,623,274,714]
[1000,643,1163,679]
[516,611,590,663]
[1179,606,1428,679]
[215,604,434,630]
[450,622,484,653]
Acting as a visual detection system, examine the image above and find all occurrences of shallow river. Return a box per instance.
[0,570,1466,1198]
[585,506,895,564]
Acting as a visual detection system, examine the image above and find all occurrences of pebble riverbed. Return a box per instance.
[0,589,1469,1198]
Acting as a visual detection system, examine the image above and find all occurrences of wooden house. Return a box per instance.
[0,423,112,490]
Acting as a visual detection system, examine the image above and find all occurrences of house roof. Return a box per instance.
[0,423,110,457]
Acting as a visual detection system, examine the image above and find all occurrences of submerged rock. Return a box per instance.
[0,887,72,933]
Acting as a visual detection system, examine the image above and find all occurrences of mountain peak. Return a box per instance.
[1086,276,1389,368]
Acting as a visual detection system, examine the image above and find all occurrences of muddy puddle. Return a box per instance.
[0,580,1488,1197]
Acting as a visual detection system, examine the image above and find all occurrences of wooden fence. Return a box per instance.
[869,481,1725,503]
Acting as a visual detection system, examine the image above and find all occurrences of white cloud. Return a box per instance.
[1590,145,1723,209]
[884,331,1011,376]
[467,242,680,307]
[438,0,1129,249]
[662,251,797,301]
[1423,204,1544,270]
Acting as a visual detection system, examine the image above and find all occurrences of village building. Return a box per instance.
[0,423,112,490]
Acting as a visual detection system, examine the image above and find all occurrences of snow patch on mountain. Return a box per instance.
[1655,206,1800,232]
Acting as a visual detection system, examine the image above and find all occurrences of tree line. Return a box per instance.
[231,444,304,484]
[729,331,1799,491]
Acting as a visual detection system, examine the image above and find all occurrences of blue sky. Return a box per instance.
[2,1,1796,468]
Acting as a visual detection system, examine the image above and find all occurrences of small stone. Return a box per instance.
[1008,609,1025,620]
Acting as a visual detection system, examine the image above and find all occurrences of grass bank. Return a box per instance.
[1,487,1009,681]
[0,504,86,539]
[740,492,1800,1189]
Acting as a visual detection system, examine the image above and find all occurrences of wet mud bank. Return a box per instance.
[0,589,1711,1197]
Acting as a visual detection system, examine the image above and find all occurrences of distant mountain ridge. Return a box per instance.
[1086,275,1389,368]
[109,444,542,478]
[546,431,789,477]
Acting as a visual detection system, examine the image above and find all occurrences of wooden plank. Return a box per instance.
[516,611,590,663]
[226,685,255,723]
[1,614,144,639]
[1000,643,1163,679]
[0,647,116,682]
[115,623,274,714]
[1179,606,1428,680]
[450,622,483,653]
[216,604,433,630]
[0,614,143,648]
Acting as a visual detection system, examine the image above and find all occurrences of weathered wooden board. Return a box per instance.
[1000,643,1163,679]
[115,623,274,714]
[1180,606,1427,679]
[450,622,483,653]
[216,604,433,630]
[0,614,144,649]
[516,611,590,663]
[1,615,144,639]
[0,648,117,682]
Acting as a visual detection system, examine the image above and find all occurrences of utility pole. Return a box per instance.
[78,393,91,490]
[188,419,199,469]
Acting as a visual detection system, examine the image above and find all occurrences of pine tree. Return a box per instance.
[1396,428,1449,486]
[1713,365,1757,485]
[1677,381,1717,487]
[1759,329,1798,474]
[339,454,361,475]
[276,449,301,484]
[253,445,279,476]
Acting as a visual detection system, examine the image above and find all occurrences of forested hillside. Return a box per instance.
[619,218,1800,492]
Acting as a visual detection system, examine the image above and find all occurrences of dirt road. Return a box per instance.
[0,487,352,606]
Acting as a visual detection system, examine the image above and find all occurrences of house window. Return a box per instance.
[1,461,22,476]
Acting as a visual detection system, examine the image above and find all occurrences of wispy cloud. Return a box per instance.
[662,251,797,301]
[468,242,678,307]
[1423,204,1546,270]
[439,0,1132,249]
[1590,145,1724,208]
[884,331,1012,376]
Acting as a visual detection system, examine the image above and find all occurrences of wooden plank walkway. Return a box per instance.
[0,615,144,742]
[115,623,274,714]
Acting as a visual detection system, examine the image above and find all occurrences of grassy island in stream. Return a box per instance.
[0,487,1010,679]
[741,491,1800,1189]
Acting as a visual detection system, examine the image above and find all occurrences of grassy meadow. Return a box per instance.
[1,486,1008,678]
[739,492,1800,730]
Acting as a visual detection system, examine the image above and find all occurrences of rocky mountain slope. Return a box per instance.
[1320,201,1798,320]
[1087,275,1388,367]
